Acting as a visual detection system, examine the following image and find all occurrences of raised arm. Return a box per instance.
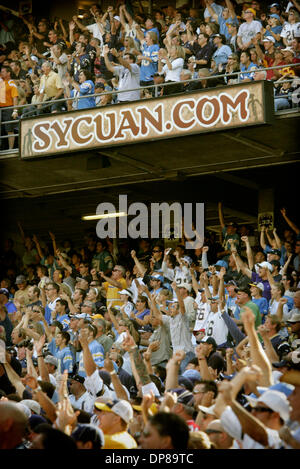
[131,250,147,276]
[234,252,252,279]
[219,380,269,447]
[195,344,215,381]
[225,0,237,18]
[204,0,219,22]
[165,350,185,390]
[32,234,44,260]
[280,208,300,235]
[272,227,282,249]
[104,353,129,401]
[171,282,185,315]
[241,236,254,271]
[218,201,226,229]
[241,307,273,387]
[260,226,267,250]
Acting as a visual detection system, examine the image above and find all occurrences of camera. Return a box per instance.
[17,339,33,350]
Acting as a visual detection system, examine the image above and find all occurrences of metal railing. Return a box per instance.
[0,62,299,153]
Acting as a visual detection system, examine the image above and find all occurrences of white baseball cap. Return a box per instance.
[257,261,273,272]
[94,399,133,424]
[245,390,290,422]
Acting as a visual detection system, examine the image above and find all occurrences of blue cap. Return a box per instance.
[257,382,294,397]
[182,369,201,384]
[215,260,228,269]
[150,274,164,282]
[269,13,280,20]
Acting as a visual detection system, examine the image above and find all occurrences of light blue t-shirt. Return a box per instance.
[213,44,232,65]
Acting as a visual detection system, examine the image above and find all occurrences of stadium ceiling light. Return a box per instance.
[82,212,127,221]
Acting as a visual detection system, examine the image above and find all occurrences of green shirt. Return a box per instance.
[241,300,262,329]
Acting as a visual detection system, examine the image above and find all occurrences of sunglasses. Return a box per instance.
[251,406,274,413]
[205,429,223,434]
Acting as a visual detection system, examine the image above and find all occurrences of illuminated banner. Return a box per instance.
[20,81,273,160]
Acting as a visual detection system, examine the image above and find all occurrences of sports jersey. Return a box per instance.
[204,308,229,346]
[78,339,104,377]
[194,293,210,331]
[56,345,74,374]
[280,21,300,45]
[140,43,159,82]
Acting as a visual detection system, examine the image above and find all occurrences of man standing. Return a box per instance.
[103,45,140,103]
[77,324,104,377]
[0,65,18,150]
[44,282,60,324]
[237,8,262,51]
[14,275,30,308]
[38,61,64,114]
[99,265,127,308]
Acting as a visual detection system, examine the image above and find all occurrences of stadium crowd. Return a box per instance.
[0,202,300,450]
[0,0,300,149]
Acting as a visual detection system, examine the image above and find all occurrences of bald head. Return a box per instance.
[0,401,28,449]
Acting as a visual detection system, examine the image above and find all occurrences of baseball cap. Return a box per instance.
[200,337,217,350]
[215,260,228,269]
[94,399,133,424]
[113,15,121,21]
[249,282,264,292]
[269,3,280,8]
[257,382,294,397]
[182,369,201,384]
[44,355,58,367]
[168,388,194,405]
[257,261,273,272]
[269,249,281,256]
[182,256,193,266]
[150,274,164,283]
[16,275,26,284]
[245,390,290,421]
[208,295,219,302]
[20,399,41,415]
[263,36,275,43]
[0,288,9,297]
[178,376,194,392]
[236,286,251,297]
[245,7,256,16]
[69,374,85,384]
[282,47,296,56]
[287,312,300,323]
[269,13,280,20]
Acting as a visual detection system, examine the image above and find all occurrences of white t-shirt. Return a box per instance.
[86,23,104,45]
[114,63,140,102]
[237,20,262,45]
[163,57,184,82]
